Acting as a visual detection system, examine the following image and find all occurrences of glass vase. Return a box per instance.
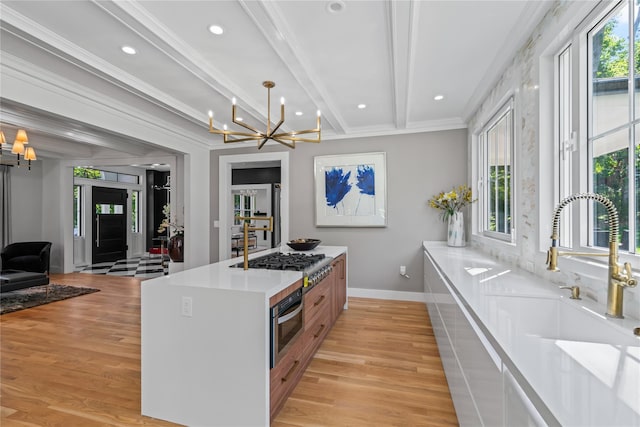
[447,211,465,247]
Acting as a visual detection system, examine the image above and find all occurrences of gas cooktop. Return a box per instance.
[231,252,326,271]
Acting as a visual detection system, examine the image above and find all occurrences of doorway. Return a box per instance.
[219,152,290,261]
[92,186,127,263]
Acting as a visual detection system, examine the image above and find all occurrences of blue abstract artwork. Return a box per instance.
[324,163,376,216]
[315,152,386,227]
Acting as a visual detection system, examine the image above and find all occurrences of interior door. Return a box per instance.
[92,186,127,263]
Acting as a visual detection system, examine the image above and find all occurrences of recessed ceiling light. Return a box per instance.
[327,1,346,14]
[434,95,444,101]
[209,25,224,35]
[121,45,136,55]
[236,117,243,122]
[295,111,303,116]
[357,104,367,109]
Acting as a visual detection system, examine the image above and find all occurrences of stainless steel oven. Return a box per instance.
[270,287,304,368]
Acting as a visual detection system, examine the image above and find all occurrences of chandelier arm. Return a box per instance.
[273,128,321,137]
[224,135,269,143]
[232,111,262,134]
[268,119,285,136]
[210,128,263,138]
[276,136,321,143]
[272,129,321,143]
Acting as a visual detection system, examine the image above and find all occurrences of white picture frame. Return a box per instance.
[314,152,387,227]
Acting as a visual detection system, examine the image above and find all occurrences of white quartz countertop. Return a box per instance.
[144,245,347,298]
[423,241,640,427]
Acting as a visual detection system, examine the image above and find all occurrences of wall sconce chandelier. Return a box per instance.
[0,130,5,158]
[0,128,38,170]
[208,81,321,149]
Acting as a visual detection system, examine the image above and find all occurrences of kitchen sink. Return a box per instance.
[483,295,640,347]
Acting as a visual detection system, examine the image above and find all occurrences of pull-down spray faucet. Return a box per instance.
[546,193,636,318]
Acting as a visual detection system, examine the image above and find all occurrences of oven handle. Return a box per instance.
[277,302,303,325]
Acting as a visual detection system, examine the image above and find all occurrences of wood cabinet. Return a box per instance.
[302,275,333,364]
[270,252,348,420]
[270,331,304,417]
[331,254,347,323]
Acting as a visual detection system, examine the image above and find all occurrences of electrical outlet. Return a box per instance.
[400,265,406,275]
[525,261,534,273]
[181,296,193,317]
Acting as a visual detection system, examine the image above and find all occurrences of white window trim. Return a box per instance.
[476,96,516,243]
[545,0,640,271]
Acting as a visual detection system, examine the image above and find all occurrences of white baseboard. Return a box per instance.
[347,287,426,302]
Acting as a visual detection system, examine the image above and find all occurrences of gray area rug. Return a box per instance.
[0,284,100,315]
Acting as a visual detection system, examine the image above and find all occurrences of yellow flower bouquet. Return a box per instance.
[429,184,475,222]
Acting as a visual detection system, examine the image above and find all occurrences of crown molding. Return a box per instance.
[2,3,208,129]
[1,53,212,154]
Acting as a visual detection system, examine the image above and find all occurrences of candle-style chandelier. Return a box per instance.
[208,81,321,149]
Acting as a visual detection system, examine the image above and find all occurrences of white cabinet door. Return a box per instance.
[504,366,548,427]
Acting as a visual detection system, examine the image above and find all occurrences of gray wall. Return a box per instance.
[211,129,467,292]
[9,162,44,242]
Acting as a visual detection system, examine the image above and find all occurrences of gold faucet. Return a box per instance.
[546,193,637,318]
[237,216,273,270]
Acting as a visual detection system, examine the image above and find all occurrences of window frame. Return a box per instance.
[552,0,640,269]
[73,184,82,237]
[233,193,256,225]
[478,97,516,242]
[131,190,140,233]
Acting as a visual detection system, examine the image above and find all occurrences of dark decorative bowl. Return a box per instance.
[286,238,321,251]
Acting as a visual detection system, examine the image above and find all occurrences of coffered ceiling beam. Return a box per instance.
[239,0,347,135]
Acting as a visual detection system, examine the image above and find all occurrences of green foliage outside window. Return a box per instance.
[74,167,102,179]
[591,8,640,251]
[488,166,511,233]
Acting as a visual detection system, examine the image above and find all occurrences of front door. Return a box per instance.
[92,186,127,263]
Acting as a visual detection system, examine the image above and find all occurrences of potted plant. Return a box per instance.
[428,184,475,247]
[158,203,184,262]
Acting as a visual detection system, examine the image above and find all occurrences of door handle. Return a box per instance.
[277,303,303,325]
[96,215,100,247]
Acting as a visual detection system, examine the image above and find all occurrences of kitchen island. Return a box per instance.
[141,245,347,427]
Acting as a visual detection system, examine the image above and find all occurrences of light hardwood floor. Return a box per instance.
[1,274,458,426]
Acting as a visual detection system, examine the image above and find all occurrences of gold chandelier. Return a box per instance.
[208,81,321,149]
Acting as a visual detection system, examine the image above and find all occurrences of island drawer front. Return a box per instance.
[303,277,333,328]
[270,335,304,418]
[302,303,332,360]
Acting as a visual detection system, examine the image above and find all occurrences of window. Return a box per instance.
[479,99,515,241]
[96,204,123,214]
[233,192,256,225]
[73,167,139,184]
[558,45,574,247]
[131,190,140,233]
[587,0,639,253]
[73,185,82,237]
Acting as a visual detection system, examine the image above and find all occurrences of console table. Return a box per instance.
[231,232,257,256]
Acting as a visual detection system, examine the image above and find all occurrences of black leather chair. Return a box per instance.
[1,241,52,274]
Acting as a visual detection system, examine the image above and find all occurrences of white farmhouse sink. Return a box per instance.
[483,295,640,347]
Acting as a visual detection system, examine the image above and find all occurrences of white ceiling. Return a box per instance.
[0,0,552,160]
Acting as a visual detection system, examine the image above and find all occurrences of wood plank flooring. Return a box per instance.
[1,274,458,426]
[273,298,458,427]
